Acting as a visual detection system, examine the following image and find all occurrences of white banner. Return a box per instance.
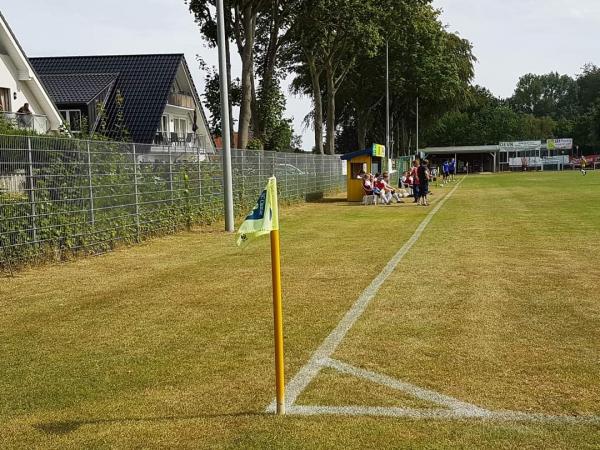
[500,140,542,150]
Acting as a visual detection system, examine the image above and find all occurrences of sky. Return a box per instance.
[3,1,600,149]
[433,0,600,97]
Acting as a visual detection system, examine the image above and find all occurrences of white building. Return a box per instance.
[0,12,62,133]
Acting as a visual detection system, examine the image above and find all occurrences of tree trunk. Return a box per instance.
[401,117,408,156]
[356,115,367,150]
[255,1,281,141]
[306,54,324,154]
[325,61,336,155]
[237,4,256,150]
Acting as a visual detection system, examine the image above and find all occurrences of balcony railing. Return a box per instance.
[0,111,50,134]
[153,132,208,148]
[167,93,195,109]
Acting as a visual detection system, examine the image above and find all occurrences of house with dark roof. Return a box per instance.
[0,12,63,133]
[30,54,214,150]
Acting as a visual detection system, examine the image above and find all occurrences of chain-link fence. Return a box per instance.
[0,135,345,268]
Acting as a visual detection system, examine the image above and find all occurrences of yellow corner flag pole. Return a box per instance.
[270,228,285,415]
[237,177,285,414]
[269,178,285,415]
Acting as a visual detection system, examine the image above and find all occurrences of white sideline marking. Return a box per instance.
[286,405,600,424]
[267,180,464,413]
[322,358,486,414]
[266,178,600,424]
[317,359,600,424]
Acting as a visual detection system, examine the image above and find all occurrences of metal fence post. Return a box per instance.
[26,137,38,243]
[168,146,174,203]
[197,146,202,203]
[86,141,95,225]
[258,151,262,186]
[241,150,245,200]
[284,154,288,199]
[329,157,333,191]
[132,144,141,242]
[313,155,317,192]
[271,152,275,177]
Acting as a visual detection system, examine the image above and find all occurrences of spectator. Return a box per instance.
[442,160,450,183]
[449,158,456,181]
[362,173,375,195]
[17,103,33,128]
[382,172,405,203]
[417,159,431,206]
[374,174,392,205]
[410,160,420,203]
[399,171,410,189]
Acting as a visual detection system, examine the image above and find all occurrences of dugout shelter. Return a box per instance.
[341,144,386,202]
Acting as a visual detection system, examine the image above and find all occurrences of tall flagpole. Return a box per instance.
[416,96,419,156]
[385,40,390,163]
[216,0,234,232]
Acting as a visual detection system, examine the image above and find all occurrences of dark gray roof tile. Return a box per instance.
[30,54,183,143]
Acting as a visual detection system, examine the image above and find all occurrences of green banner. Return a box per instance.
[372,144,385,157]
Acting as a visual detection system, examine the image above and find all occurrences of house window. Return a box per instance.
[0,88,10,112]
[173,118,187,138]
[60,110,82,133]
[159,115,169,133]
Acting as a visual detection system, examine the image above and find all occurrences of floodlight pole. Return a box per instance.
[416,96,420,156]
[217,0,234,232]
[385,40,390,163]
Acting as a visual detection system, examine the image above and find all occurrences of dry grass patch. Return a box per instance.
[1,173,599,448]
[334,172,600,418]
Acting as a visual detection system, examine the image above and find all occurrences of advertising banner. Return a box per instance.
[372,144,386,158]
[499,141,542,150]
[547,138,573,150]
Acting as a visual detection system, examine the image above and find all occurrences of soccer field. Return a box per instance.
[1,172,599,449]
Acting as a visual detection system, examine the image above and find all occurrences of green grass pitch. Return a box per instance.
[1,171,599,448]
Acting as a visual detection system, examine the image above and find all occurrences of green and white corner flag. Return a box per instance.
[236,177,279,246]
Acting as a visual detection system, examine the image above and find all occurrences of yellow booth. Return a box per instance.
[341,144,386,202]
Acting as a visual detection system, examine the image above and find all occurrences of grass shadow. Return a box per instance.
[34,412,265,436]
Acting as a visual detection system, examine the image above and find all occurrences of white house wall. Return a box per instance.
[0,13,62,132]
[173,61,214,151]
[161,104,212,149]
[0,54,43,114]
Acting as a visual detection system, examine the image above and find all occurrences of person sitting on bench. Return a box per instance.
[374,174,392,205]
[362,173,375,195]
[382,172,407,203]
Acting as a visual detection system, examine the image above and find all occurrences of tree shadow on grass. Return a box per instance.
[309,197,364,206]
[34,412,265,436]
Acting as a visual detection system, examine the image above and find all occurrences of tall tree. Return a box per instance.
[198,60,241,136]
[187,0,236,146]
[253,0,295,143]
[510,72,578,119]
[290,0,382,154]
[231,0,268,149]
[333,1,475,154]
[188,0,267,149]
[578,64,600,111]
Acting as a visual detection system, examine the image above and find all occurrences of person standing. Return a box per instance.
[449,158,456,181]
[581,156,587,176]
[442,160,450,184]
[417,159,431,206]
[410,160,420,203]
